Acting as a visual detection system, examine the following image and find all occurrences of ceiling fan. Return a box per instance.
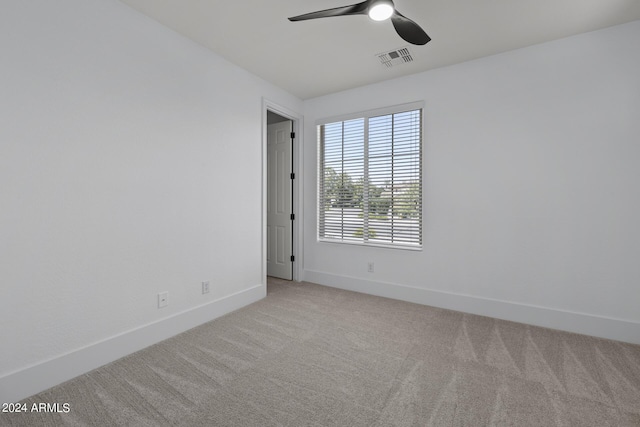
[288,0,430,46]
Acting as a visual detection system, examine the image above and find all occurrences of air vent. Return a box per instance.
[376,47,414,68]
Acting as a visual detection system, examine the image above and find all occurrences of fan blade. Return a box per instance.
[288,1,369,21]
[391,11,430,45]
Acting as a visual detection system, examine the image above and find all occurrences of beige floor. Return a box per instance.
[3,277,639,426]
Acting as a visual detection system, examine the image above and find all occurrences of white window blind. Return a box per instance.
[318,106,422,249]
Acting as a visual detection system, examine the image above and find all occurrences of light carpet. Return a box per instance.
[2,277,640,426]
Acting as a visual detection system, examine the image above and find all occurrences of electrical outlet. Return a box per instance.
[202,281,210,294]
[158,291,168,308]
[367,262,375,273]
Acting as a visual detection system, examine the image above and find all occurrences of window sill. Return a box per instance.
[317,238,422,252]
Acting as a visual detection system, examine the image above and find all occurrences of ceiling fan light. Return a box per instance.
[368,1,394,21]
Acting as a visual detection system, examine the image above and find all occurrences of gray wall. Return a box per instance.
[303,20,640,344]
[0,0,302,402]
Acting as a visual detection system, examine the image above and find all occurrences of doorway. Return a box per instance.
[266,110,294,280]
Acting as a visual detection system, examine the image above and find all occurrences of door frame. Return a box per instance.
[262,98,303,282]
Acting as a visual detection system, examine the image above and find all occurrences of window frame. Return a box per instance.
[317,101,424,251]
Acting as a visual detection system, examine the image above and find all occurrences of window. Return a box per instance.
[318,104,422,249]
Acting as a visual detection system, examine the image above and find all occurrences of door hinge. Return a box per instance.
[290,255,295,262]
[290,173,295,180]
[290,213,295,220]
[290,132,295,139]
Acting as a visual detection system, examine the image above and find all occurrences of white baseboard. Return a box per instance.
[0,284,266,403]
[303,270,640,345]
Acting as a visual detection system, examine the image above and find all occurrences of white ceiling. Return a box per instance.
[118,0,640,100]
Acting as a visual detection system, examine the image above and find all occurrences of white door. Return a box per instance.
[267,121,293,280]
